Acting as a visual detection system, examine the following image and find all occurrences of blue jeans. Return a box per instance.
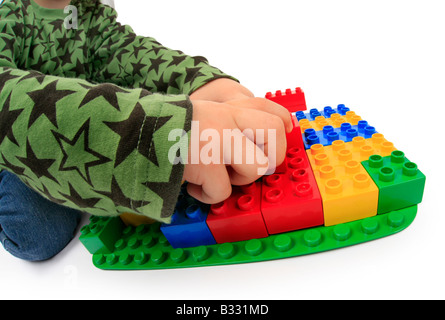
[0,170,82,261]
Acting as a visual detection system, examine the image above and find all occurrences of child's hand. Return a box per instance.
[190,78,293,133]
[183,99,289,204]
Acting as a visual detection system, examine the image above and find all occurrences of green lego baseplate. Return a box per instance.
[80,205,417,270]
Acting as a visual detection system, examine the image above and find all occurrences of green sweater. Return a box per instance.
[0,0,234,223]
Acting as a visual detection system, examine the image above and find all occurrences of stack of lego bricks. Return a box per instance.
[79,87,425,270]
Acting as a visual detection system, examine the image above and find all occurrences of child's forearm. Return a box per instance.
[0,66,191,223]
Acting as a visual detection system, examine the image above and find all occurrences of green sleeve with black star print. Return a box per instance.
[0,0,236,223]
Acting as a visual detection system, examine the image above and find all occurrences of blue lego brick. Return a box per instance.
[295,104,351,121]
[160,193,216,249]
[302,121,377,149]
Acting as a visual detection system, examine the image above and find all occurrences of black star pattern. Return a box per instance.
[0,69,19,93]
[52,118,111,185]
[60,183,102,209]
[49,20,64,34]
[96,176,148,209]
[104,102,172,167]
[27,80,76,129]
[0,152,25,176]
[0,93,23,146]
[141,153,185,218]
[16,140,58,184]
[38,184,66,205]
[78,83,129,111]
[130,59,147,78]
[148,56,168,75]
[17,70,46,85]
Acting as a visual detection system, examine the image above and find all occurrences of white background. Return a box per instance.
[1,0,444,300]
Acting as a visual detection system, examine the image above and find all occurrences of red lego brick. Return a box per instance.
[206,181,268,243]
[274,115,305,174]
[265,87,307,112]
[261,146,324,234]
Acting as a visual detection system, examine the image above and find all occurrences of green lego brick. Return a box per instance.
[79,216,125,254]
[362,150,426,214]
[84,205,417,270]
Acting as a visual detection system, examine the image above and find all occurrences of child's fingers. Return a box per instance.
[226,97,293,133]
[230,108,287,171]
[186,164,232,204]
[223,128,269,185]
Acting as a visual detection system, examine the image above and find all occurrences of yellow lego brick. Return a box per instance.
[307,141,380,226]
[308,134,397,166]
[299,111,363,133]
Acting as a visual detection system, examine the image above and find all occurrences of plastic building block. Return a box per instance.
[306,142,379,226]
[296,105,352,121]
[261,146,324,234]
[206,182,269,243]
[302,121,378,149]
[160,195,216,249]
[79,86,426,270]
[265,88,306,112]
[79,216,125,254]
[84,206,417,270]
[362,151,426,214]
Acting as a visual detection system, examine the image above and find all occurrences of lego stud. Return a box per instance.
[218,242,235,259]
[340,123,352,133]
[265,174,282,187]
[323,125,334,135]
[237,194,255,211]
[331,113,341,120]
[379,167,395,182]
[403,162,418,176]
[287,146,303,158]
[171,248,186,263]
[388,211,405,228]
[327,131,339,142]
[240,182,256,195]
[291,168,308,182]
[353,173,371,188]
[325,178,342,194]
[193,246,209,262]
[320,165,335,179]
[245,239,263,256]
[381,141,395,155]
[310,144,324,155]
[333,224,351,241]
[289,157,305,169]
[304,229,322,247]
[357,120,368,131]
[371,133,385,144]
[134,252,149,265]
[307,134,320,146]
[345,160,360,174]
[210,201,227,215]
[273,234,292,252]
[332,140,345,151]
[364,126,376,137]
[295,182,313,197]
[360,145,374,158]
[352,136,366,148]
[296,111,307,120]
[337,104,350,115]
[304,128,316,138]
[361,217,379,234]
[346,129,358,139]
[368,154,384,168]
[185,204,202,219]
[338,149,352,161]
[264,188,284,203]
[314,153,329,166]
[391,150,405,163]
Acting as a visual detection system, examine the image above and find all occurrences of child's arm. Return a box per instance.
[0,2,192,223]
